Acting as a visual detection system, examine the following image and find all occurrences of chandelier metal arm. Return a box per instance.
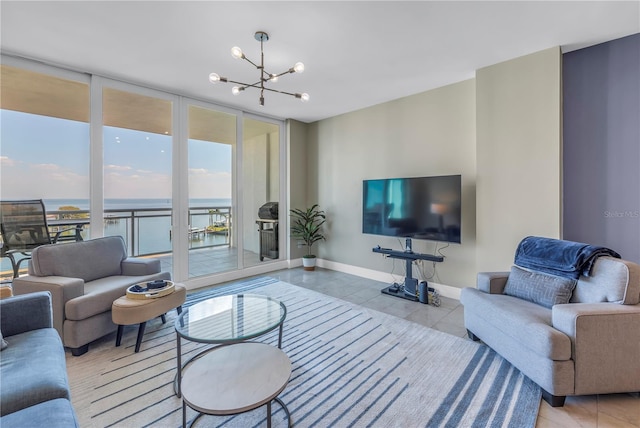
[223,78,303,98]
[226,79,262,90]
[232,66,296,86]
[270,68,296,79]
[259,86,299,97]
[240,55,261,70]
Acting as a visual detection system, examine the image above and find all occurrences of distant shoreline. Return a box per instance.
[43,198,232,211]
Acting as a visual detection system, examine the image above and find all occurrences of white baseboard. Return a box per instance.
[187,257,462,301]
[288,258,303,268]
[311,258,462,301]
[184,260,291,291]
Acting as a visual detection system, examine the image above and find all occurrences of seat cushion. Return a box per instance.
[0,329,70,416]
[64,272,171,321]
[461,288,572,361]
[0,398,78,427]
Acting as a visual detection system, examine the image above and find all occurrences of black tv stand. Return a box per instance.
[372,240,444,302]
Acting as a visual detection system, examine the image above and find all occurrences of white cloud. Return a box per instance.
[104,171,172,199]
[33,163,61,171]
[1,159,230,201]
[0,156,17,167]
[0,160,89,199]
[188,169,231,199]
[189,168,208,175]
[104,164,133,172]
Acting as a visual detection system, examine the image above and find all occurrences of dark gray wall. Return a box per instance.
[563,33,640,263]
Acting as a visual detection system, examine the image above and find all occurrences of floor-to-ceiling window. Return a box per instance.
[242,117,281,268]
[0,61,90,280]
[187,104,236,277]
[102,86,174,276]
[1,56,286,284]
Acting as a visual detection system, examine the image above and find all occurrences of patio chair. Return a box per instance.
[0,200,82,278]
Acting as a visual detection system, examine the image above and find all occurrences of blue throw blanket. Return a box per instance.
[514,236,621,279]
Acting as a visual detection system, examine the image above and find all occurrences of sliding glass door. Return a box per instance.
[187,104,236,277]
[242,117,282,268]
[102,86,174,275]
[183,105,285,279]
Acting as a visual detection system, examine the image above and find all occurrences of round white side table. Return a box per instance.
[181,342,292,427]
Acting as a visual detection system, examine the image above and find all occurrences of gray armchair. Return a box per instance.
[12,236,170,355]
[461,256,640,406]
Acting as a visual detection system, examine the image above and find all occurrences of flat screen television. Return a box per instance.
[362,174,462,243]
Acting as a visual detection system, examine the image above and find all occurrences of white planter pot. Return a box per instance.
[302,256,317,271]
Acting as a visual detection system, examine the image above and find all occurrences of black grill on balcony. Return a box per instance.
[257,202,278,261]
[258,202,278,220]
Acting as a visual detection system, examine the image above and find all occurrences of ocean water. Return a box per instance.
[1,199,232,275]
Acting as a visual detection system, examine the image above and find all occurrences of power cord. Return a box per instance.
[436,242,449,258]
[428,288,441,307]
[387,254,404,288]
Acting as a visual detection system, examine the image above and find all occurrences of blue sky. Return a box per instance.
[1,110,232,200]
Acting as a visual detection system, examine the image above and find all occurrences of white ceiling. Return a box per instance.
[1,1,639,123]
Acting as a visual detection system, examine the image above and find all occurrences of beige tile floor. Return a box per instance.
[263,267,640,428]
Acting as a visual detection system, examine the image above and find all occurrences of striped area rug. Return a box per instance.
[66,277,541,427]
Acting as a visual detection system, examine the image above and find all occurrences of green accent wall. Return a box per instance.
[476,47,562,272]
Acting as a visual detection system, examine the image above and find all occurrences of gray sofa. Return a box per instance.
[461,256,640,406]
[0,292,79,426]
[13,236,170,356]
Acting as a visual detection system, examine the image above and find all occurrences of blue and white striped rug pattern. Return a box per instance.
[68,277,540,427]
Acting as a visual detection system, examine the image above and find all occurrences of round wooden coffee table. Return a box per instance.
[181,342,292,428]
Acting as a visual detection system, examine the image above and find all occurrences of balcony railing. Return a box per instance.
[47,206,232,257]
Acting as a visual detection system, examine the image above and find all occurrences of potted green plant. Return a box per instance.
[290,204,326,271]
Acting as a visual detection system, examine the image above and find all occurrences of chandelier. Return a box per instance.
[209,31,309,106]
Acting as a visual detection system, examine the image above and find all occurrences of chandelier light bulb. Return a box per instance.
[209,73,221,83]
[270,74,279,83]
[231,46,244,59]
[232,86,241,95]
[293,62,305,73]
[296,93,310,102]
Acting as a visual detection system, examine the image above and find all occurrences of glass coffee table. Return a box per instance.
[174,293,287,397]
